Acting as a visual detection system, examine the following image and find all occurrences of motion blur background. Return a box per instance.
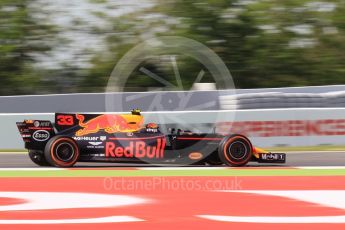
[1,0,345,95]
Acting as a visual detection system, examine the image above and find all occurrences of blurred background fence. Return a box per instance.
[2,85,345,149]
[220,90,345,109]
[3,108,345,149]
[2,85,345,113]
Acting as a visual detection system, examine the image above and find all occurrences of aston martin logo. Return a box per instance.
[89,142,102,146]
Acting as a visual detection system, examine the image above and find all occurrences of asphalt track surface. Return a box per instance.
[0,151,345,168]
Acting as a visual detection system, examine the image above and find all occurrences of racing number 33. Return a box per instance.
[57,115,74,126]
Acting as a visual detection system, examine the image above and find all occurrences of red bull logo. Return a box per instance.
[146,123,158,129]
[105,138,166,159]
[75,114,143,136]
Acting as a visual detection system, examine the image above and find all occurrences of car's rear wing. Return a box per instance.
[16,120,55,150]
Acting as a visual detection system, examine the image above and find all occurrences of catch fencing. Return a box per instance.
[2,85,345,149]
[3,108,345,149]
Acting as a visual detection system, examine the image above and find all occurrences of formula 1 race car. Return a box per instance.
[16,109,286,167]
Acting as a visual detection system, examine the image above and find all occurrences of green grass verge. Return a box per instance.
[0,149,26,153]
[1,168,345,177]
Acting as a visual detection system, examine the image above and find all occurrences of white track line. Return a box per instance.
[295,166,345,170]
[0,216,143,224]
[137,167,226,170]
[200,190,345,223]
[0,168,65,171]
[137,166,345,170]
[0,166,345,171]
[285,151,345,154]
[198,214,345,224]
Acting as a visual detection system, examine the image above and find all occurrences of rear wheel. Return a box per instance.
[28,150,51,166]
[44,136,79,167]
[218,134,253,167]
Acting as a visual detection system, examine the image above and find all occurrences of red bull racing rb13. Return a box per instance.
[16,109,286,167]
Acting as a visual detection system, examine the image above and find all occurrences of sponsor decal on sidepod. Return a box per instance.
[106,138,166,159]
[32,130,50,142]
[73,136,100,141]
[188,152,203,160]
[73,136,107,141]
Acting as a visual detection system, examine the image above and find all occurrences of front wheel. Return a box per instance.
[29,150,51,166]
[44,136,79,167]
[218,134,253,167]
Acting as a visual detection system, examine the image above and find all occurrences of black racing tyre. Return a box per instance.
[218,134,253,167]
[29,150,51,166]
[44,136,79,167]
